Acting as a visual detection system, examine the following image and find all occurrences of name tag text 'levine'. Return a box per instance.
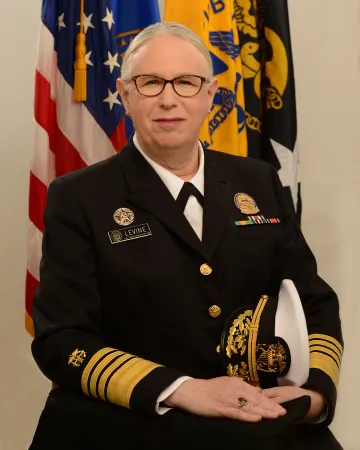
[108,223,152,244]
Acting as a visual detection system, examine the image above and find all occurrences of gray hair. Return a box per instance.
[121,21,213,81]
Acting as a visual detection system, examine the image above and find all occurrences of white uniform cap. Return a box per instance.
[275,279,310,387]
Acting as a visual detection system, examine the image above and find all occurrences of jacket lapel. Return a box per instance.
[202,150,232,260]
[119,141,209,261]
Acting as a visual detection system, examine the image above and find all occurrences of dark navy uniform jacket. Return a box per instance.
[30,138,343,450]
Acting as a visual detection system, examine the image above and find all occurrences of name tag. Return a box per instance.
[108,223,152,244]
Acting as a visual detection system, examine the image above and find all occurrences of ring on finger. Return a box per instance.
[237,397,248,409]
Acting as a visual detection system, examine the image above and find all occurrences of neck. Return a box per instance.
[136,135,200,181]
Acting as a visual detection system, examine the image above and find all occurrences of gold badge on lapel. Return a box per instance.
[234,193,260,215]
[113,208,134,227]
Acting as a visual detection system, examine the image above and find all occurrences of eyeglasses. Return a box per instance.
[129,74,210,97]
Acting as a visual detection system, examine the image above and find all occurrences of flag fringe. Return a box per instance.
[74,0,87,102]
[25,311,34,337]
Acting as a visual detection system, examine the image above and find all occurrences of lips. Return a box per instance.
[154,118,185,124]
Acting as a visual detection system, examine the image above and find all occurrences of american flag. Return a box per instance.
[26,0,160,334]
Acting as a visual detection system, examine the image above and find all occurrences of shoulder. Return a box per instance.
[44,153,124,217]
[52,152,122,191]
[205,148,274,179]
[48,136,140,202]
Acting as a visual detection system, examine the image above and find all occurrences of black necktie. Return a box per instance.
[176,182,204,211]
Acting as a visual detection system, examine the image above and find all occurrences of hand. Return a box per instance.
[262,386,325,423]
[164,377,287,423]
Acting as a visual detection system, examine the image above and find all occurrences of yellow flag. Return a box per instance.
[164,0,248,156]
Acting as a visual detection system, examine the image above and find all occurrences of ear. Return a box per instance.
[116,78,130,113]
[207,78,218,111]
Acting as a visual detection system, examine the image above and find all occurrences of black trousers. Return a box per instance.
[29,388,342,450]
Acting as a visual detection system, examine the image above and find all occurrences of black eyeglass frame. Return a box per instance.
[129,74,210,97]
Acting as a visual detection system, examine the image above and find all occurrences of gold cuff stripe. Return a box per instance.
[248,296,267,386]
[88,351,125,398]
[107,358,140,406]
[122,359,160,407]
[310,346,341,368]
[98,353,135,401]
[310,352,340,388]
[107,357,162,409]
[309,341,342,366]
[81,347,116,396]
[309,334,343,354]
[309,339,342,362]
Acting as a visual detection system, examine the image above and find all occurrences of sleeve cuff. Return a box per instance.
[314,397,329,424]
[302,367,338,425]
[79,347,187,414]
[155,376,193,415]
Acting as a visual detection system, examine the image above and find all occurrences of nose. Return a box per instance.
[158,82,178,109]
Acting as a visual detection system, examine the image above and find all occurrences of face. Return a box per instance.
[117,35,218,151]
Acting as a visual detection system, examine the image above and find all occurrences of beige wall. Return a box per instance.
[288,1,360,448]
[0,0,358,448]
[0,1,50,450]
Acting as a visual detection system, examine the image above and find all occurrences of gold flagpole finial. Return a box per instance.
[74,0,87,102]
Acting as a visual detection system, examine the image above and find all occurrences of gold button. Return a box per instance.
[200,263,212,276]
[209,305,221,318]
[216,345,221,354]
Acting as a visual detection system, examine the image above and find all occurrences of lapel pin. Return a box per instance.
[234,193,260,215]
[113,208,135,227]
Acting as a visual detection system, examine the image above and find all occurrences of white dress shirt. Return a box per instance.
[134,134,204,240]
[133,133,202,413]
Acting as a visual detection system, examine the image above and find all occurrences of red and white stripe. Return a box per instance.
[26,23,126,334]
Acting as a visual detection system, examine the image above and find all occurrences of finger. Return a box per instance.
[242,404,283,419]
[261,389,288,406]
[258,399,287,416]
[263,396,284,405]
[237,410,262,422]
[233,392,284,415]
[264,399,287,415]
[231,394,285,418]
[255,392,286,414]
[262,388,280,398]
[226,408,262,423]
[243,383,262,395]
